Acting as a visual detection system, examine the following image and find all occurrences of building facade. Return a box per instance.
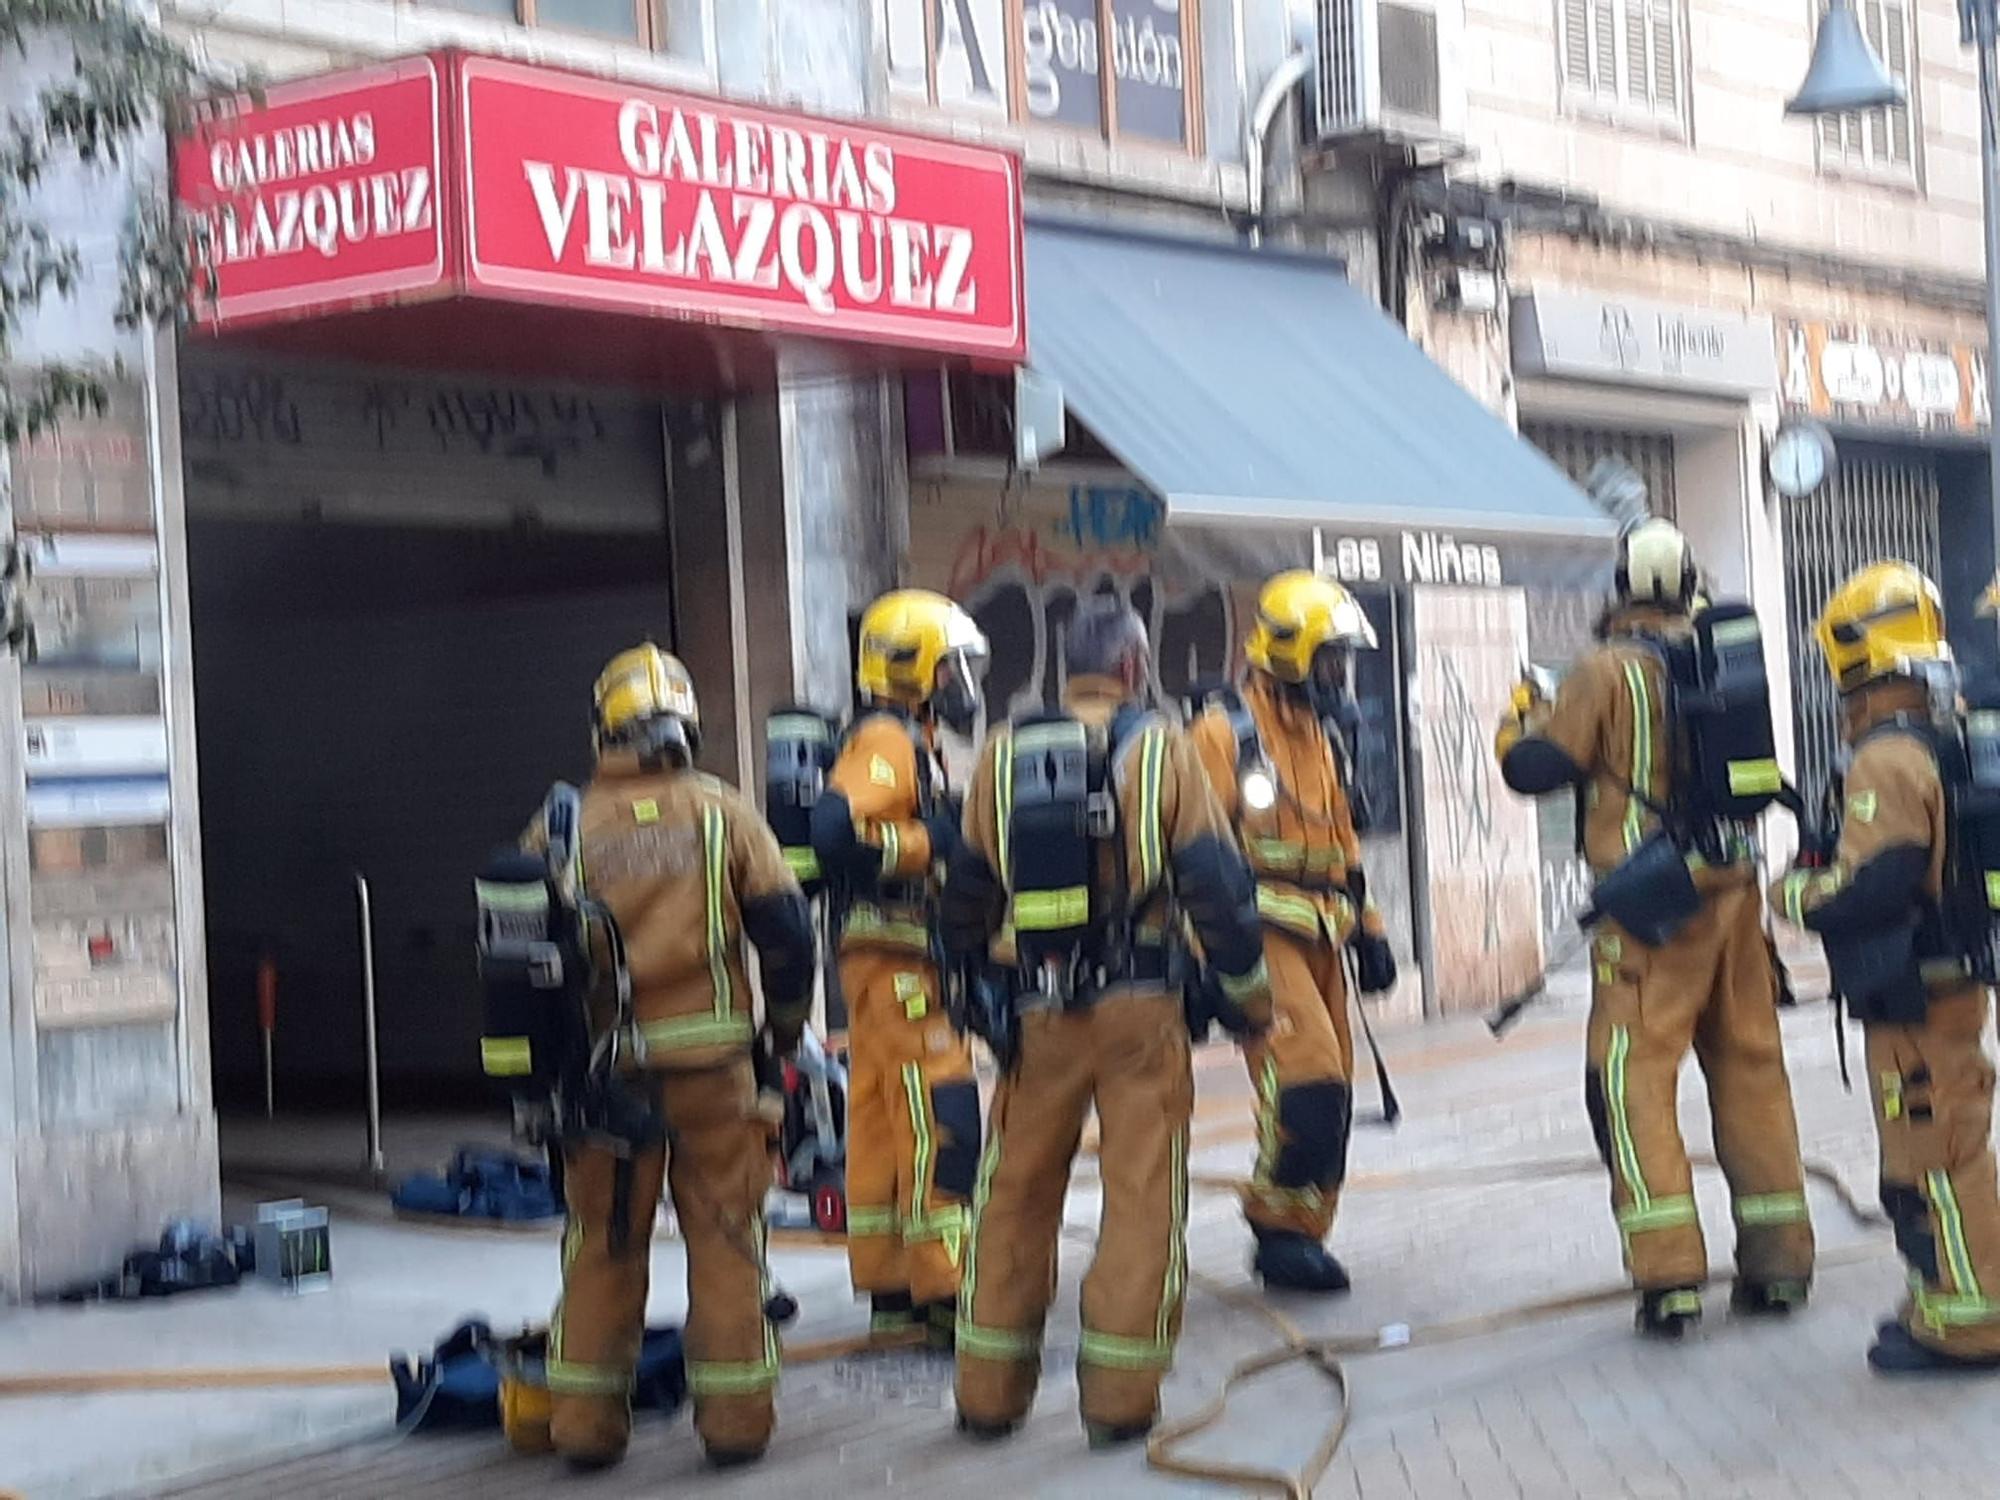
[0,0,1352,1297]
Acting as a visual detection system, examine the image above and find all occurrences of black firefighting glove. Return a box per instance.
[924,803,962,869]
[1353,931,1398,996]
[1188,967,1265,1042]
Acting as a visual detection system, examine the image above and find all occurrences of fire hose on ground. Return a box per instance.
[0,1151,1890,1500]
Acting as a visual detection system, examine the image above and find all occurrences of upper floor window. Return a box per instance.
[416,0,657,46]
[1816,0,1915,177]
[1558,0,1685,125]
[885,0,1202,152]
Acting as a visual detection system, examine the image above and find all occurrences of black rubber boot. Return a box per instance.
[1729,1278,1810,1317]
[1636,1286,1703,1339]
[1252,1229,1351,1293]
[924,1300,957,1351]
[564,1452,625,1474]
[703,1447,768,1471]
[1085,1417,1156,1450]
[1868,1323,2000,1376]
[956,1410,1020,1442]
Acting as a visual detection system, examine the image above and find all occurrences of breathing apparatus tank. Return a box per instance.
[1002,714,1119,1000]
[1677,602,1784,821]
[765,707,840,896]
[1943,693,2000,983]
[476,784,594,1141]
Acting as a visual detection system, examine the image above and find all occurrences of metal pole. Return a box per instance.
[1977,2,2000,582]
[354,872,384,1177]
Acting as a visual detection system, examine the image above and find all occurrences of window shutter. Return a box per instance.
[1563,0,1594,85]
[1884,1,1913,163]
[1623,0,1649,102]
[1650,1,1677,111]
[1592,0,1617,93]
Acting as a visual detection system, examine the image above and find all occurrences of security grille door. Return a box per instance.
[1520,422,1678,522]
[1781,453,1942,813]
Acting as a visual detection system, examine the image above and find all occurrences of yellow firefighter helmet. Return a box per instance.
[593,644,701,763]
[855,589,989,730]
[1813,561,1950,693]
[1244,571,1377,683]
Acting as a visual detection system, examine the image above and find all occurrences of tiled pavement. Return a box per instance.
[101,990,2000,1495]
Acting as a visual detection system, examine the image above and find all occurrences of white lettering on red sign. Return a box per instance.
[462,58,1023,358]
[171,59,446,323]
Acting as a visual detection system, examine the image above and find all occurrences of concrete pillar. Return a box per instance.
[0,24,217,1299]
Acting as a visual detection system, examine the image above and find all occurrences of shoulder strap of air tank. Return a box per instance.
[544,782,584,897]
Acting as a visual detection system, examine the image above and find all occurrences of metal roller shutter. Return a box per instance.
[1781,452,1942,813]
[1520,421,1678,523]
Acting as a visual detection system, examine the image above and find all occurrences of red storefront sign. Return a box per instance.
[173,52,1026,364]
[172,57,447,323]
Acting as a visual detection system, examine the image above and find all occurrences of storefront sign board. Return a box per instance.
[1778,319,1990,435]
[174,53,1027,361]
[1512,289,1776,397]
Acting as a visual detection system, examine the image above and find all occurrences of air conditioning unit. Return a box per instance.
[1315,0,1465,146]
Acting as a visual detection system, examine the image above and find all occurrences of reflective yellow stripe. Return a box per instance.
[903,1063,935,1242]
[846,1206,898,1236]
[1987,870,2000,910]
[1079,1330,1175,1369]
[1735,1191,1810,1227]
[481,1036,533,1077]
[638,1014,756,1050]
[1930,1168,1983,1301]
[1137,727,1167,893]
[474,880,548,911]
[880,820,901,876]
[1618,1194,1697,1236]
[1622,661,1652,852]
[843,905,932,950]
[783,846,820,882]
[1605,1026,1649,1214]
[1914,1289,2000,1328]
[702,805,731,1021]
[1252,1056,1281,1191]
[1255,884,1321,934]
[1727,758,1782,796]
[957,1322,1039,1361]
[1219,958,1268,1002]
[1013,886,1088,930]
[545,1359,630,1396]
[1157,1125,1187,1351]
[1250,837,1304,866]
[687,1358,779,1395]
[959,1122,1005,1323]
[994,728,1014,883]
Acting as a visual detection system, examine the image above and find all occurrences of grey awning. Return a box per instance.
[1026,219,1613,541]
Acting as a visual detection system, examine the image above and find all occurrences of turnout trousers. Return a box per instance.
[1868,984,2000,1356]
[547,1058,779,1463]
[1241,925,1353,1241]
[840,948,980,1311]
[956,991,1195,1430]
[1583,882,1815,1291]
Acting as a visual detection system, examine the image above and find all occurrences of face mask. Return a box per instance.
[933,654,984,736]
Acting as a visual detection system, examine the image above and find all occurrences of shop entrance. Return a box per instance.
[180,348,688,1118]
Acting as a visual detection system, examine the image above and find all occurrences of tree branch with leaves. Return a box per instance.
[1,0,228,445]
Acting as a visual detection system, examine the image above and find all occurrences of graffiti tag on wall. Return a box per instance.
[943,487,1231,718]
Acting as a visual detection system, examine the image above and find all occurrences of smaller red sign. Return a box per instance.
[173,58,447,324]
[458,56,1025,360]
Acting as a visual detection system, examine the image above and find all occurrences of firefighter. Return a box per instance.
[943,600,1271,1445]
[1773,562,2000,1373]
[1188,571,1398,1293]
[1495,519,1815,1337]
[538,646,815,1469]
[811,589,988,1343]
